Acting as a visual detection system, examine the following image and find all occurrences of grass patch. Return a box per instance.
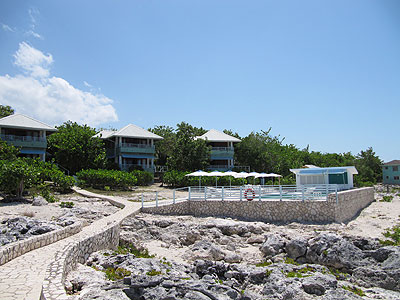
[255,261,273,267]
[265,269,272,277]
[381,195,394,202]
[283,265,315,278]
[284,257,299,265]
[379,224,400,246]
[105,267,131,281]
[322,267,348,280]
[113,243,155,258]
[181,277,191,280]
[343,285,365,297]
[146,269,162,276]
[160,257,172,267]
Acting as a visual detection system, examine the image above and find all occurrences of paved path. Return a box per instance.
[0,188,142,300]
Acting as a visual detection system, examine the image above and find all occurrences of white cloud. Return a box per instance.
[25,30,43,40]
[83,81,92,88]
[0,42,118,127]
[1,23,15,32]
[13,42,53,77]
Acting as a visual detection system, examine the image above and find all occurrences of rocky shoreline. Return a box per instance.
[67,214,400,299]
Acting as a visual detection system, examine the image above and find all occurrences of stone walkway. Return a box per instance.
[0,188,142,300]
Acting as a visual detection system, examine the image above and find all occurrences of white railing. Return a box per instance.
[211,147,234,151]
[0,134,45,142]
[141,187,189,208]
[141,184,339,209]
[155,165,168,173]
[121,143,154,149]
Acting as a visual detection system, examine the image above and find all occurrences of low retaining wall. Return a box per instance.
[142,187,374,224]
[0,222,82,266]
[40,189,141,300]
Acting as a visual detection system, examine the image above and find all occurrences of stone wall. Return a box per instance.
[0,222,82,266]
[142,187,374,224]
[40,190,141,300]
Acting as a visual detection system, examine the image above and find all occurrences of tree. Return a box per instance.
[0,159,38,198]
[0,140,19,160]
[354,147,382,184]
[47,121,107,174]
[0,105,14,118]
[150,125,176,166]
[167,122,210,171]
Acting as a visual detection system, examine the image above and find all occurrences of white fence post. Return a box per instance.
[141,193,144,208]
[204,187,207,201]
[173,189,176,204]
[156,191,158,207]
[188,187,191,201]
[302,186,305,202]
[240,186,242,201]
[221,186,224,201]
[279,185,282,201]
[259,185,261,201]
[335,186,338,204]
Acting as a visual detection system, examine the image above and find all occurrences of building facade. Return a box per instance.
[196,129,241,171]
[383,160,400,185]
[0,114,56,161]
[290,166,358,191]
[95,124,162,172]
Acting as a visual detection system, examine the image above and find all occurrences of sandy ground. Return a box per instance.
[0,192,120,224]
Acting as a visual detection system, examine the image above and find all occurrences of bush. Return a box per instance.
[131,170,153,186]
[76,169,137,190]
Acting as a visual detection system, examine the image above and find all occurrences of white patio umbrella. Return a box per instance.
[255,172,269,185]
[233,172,249,185]
[223,171,237,187]
[207,171,225,187]
[185,170,210,187]
[268,173,282,185]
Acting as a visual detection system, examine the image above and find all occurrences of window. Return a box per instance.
[394,176,400,180]
[393,166,399,172]
[385,166,388,170]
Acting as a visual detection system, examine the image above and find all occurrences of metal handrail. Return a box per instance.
[0,134,46,142]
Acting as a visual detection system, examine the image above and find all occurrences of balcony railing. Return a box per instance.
[207,165,250,172]
[211,147,234,151]
[121,143,154,149]
[1,134,46,142]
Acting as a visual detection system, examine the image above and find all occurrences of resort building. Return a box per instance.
[95,124,162,172]
[0,114,56,161]
[290,166,358,190]
[195,129,241,171]
[382,160,400,185]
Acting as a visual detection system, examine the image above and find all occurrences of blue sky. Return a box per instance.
[0,0,399,162]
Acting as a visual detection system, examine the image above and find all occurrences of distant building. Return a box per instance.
[95,124,162,172]
[0,114,56,161]
[382,160,400,185]
[195,129,243,171]
[290,166,358,190]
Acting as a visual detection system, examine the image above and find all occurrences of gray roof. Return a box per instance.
[196,129,241,143]
[0,114,56,131]
[95,124,163,140]
[383,160,400,166]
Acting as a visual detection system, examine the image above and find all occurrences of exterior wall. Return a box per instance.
[142,187,374,224]
[0,127,49,161]
[383,165,400,185]
[0,222,82,266]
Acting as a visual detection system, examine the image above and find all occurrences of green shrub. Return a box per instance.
[343,285,365,296]
[113,243,155,258]
[379,224,400,246]
[381,195,393,202]
[146,269,162,276]
[76,169,137,190]
[105,267,131,281]
[40,185,57,203]
[131,170,153,186]
[60,201,74,208]
[255,261,272,267]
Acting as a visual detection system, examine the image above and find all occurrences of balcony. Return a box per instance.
[118,143,155,154]
[1,134,47,148]
[210,147,234,160]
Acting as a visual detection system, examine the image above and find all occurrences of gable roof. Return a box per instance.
[383,160,400,166]
[195,129,241,143]
[95,124,162,140]
[0,114,56,131]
